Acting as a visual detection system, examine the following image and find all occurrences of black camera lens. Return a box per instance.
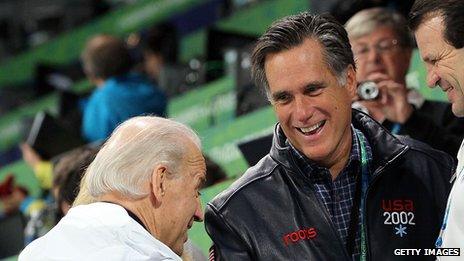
[357,81,379,100]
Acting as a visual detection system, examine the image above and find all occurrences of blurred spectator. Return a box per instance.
[52,146,99,217]
[138,23,191,98]
[22,146,98,244]
[81,34,167,142]
[20,143,52,191]
[0,175,28,216]
[346,7,464,156]
[140,23,178,81]
[18,143,53,240]
[0,177,27,258]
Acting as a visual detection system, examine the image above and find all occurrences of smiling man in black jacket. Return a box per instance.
[205,12,454,261]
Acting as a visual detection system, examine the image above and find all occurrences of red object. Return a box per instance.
[0,174,28,198]
[0,175,14,198]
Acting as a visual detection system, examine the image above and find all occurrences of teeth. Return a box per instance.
[299,121,323,133]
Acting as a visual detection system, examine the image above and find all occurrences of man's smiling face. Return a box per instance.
[265,38,356,165]
[415,15,464,117]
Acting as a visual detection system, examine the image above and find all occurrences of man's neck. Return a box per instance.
[90,77,105,87]
[99,193,159,237]
[324,129,353,180]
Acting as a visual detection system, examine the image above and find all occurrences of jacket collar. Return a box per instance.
[269,110,409,175]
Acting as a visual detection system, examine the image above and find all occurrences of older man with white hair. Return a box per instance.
[19,116,206,260]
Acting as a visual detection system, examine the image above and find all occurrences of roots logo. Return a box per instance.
[282,227,317,246]
[381,199,415,238]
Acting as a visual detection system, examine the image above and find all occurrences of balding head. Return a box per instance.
[81,34,133,80]
[85,116,201,200]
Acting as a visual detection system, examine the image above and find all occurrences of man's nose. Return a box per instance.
[366,47,382,64]
[294,96,314,123]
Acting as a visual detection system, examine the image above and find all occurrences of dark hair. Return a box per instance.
[141,23,178,63]
[81,35,133,79]
[409,0,464,48]
[53,146,99,211]
[251,12,355,97]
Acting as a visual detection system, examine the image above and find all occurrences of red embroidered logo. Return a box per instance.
[381,199,416,238]
[381,199,414,212]
[282,227,317,246]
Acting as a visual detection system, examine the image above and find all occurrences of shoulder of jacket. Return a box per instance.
[396,135,455,169]
[207,155,280,212]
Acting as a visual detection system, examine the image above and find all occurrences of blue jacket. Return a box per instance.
[82,73,167,142]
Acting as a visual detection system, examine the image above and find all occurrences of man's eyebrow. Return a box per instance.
[305,81,325,89]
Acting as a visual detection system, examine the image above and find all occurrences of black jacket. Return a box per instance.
[205,111,454,261]
[383,100,464,157]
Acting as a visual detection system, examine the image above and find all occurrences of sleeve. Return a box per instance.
[402,108,464,157]
[204,203,252,261]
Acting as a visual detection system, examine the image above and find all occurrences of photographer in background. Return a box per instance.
[346,7,464,156]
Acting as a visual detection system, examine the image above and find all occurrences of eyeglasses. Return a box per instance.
[352,39,400,57]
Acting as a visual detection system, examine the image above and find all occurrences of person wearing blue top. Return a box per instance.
[80,34,167,142]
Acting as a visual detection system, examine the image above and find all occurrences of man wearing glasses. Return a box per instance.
[346,7,464,157]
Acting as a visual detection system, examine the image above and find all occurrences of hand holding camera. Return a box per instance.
[355,72,413,124]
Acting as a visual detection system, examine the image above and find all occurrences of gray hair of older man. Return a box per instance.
[251,12,356,100]
[85,116,201,199]
[345,7,415,48]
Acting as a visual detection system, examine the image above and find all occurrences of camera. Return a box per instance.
[357,81,379,100]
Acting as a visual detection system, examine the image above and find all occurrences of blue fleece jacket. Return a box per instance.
[82,73,167,142]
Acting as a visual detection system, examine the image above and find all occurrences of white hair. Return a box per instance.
[345,7,414,48]
[85,116,201,199]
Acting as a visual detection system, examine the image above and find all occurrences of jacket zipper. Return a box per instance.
[363,146,409,261]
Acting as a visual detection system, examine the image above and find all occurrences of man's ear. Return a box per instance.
[345,65,357,99]
[152,165,167,201]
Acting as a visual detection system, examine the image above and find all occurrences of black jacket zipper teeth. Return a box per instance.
[363,146,409,261]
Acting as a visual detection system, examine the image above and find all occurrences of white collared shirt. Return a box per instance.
[439,140,464,260]
[19,202,181,261]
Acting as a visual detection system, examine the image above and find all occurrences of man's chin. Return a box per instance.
[174,246,184,257]
[451,103,464,118]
